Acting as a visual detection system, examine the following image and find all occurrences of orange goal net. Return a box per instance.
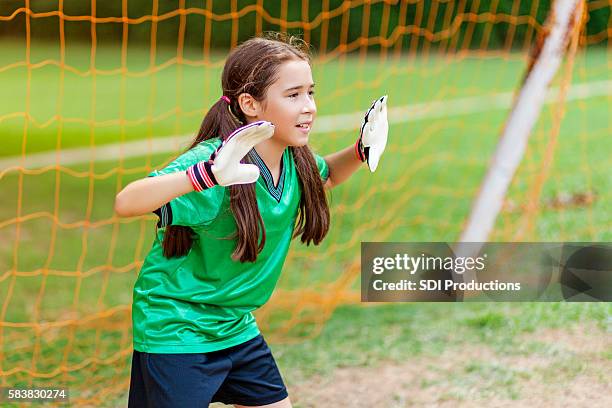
[0,0,609,405]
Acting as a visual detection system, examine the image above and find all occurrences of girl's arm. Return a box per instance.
[323,145,362,189]
[114,172,193,217]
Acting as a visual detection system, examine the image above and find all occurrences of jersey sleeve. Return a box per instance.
[313,153,330,182]
[149,139,226,228]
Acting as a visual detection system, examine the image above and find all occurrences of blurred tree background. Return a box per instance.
[0,0,609,53]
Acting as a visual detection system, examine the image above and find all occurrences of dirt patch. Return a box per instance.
[521,323,610,354]
[278,324,610,408]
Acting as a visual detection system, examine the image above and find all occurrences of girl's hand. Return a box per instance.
[355,95,388,172]
[187,121,275,191]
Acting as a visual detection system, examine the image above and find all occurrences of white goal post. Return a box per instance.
[458,0,584,246]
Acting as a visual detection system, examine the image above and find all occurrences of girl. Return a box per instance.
[115,33,388,408]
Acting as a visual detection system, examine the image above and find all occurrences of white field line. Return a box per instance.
[1,79,610,171]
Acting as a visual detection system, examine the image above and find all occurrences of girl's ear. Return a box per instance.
[237,93,262,120]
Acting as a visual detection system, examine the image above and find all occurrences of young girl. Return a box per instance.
[115,33,388,408]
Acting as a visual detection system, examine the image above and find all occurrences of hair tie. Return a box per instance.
[223,96,244,125]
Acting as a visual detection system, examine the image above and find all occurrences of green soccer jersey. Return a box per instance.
[132,138,329,353]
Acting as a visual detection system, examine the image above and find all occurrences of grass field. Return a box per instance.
[0,41,610,406]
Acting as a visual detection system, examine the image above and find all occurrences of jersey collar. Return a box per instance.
[248,148,286,203]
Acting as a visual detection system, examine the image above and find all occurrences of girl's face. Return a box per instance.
[257,59,316,147]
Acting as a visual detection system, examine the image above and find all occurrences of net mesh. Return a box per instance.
[0,0,609,405]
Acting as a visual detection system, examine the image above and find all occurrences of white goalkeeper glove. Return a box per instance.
[355,95,388,172]
[186,121,274,191]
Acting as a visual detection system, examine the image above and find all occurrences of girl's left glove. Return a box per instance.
[355,95,388,172]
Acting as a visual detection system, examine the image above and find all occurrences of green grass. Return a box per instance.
[0,42,610,405]
[274,302,611,380]
[271,302,610,407]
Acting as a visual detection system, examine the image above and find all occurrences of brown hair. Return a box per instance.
[161,33,330,262]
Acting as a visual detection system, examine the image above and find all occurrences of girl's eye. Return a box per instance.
[288,90,315,98]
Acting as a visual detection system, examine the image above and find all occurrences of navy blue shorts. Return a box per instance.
[128,334,288,407]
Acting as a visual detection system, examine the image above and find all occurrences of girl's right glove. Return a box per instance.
[187,121,274,191]
[355,95,389,172]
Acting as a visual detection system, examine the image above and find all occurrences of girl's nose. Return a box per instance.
[303,95,316,114]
